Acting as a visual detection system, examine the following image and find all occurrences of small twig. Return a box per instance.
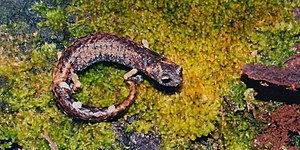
[43,130,58,150]
[223,96,235,112]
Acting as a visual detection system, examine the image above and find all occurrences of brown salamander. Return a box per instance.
[52,32,183,121]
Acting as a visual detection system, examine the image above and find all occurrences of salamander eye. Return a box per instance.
[161,74,172,84]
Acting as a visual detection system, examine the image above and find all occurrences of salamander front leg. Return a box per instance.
[141,39,149,48]
[124,69,144,84]
[124,68,138,80]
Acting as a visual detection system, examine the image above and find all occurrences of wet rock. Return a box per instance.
[242,62,300,90]
[0,0,43,32]
[40,27,64,43]
[113,117,161,150]
[67,13,76,23]
[242,49,300,103]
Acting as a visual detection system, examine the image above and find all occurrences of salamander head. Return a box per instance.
[151,62,183,87]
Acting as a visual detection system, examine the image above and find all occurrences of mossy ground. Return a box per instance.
[1,0,300,149]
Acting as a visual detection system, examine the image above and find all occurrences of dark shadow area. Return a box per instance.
[190,134,222,149]
[241,74,300,104]
[0,139,22,150]
[192,135,209,144]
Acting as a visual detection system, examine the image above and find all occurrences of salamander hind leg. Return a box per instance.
[56,52,62,60]
[71,71,82,92]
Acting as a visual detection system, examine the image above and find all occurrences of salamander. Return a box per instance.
[52,32,183,121]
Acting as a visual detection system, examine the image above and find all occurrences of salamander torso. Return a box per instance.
[52,32,183,121]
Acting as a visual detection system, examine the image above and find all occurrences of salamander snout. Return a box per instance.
[158,65,183,87]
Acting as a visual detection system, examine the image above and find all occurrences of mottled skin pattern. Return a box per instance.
[52,32,183,121]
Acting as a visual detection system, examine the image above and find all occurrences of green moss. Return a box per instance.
[33,2,67,31]
[74,63,130,108]
[1,0,300,149]
[254,21,300,66]
[220,83,259,149]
